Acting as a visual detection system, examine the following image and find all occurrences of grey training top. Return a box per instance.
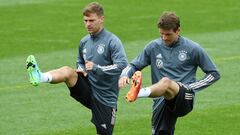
[77,28,128,108]
[121,36,220,110]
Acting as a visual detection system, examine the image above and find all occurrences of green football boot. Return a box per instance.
[26,55,41,86]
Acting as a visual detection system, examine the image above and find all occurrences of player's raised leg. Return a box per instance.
[125,71,180,102]
[26,55,78,87]
[147,77,179,100]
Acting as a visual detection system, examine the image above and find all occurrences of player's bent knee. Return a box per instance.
[60,66,78,87]
[61,66,76,78]
[159,77,171,89]
[159,77,179,99]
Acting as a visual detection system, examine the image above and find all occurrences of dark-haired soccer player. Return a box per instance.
[119,11,220,135]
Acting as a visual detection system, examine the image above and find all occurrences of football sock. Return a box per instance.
[137,87,151,98]
[40,72,52,83]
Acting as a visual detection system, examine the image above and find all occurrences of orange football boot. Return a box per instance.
[125,71,142,102]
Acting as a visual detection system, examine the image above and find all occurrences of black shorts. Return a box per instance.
[152,82,194,135]
[68,73,116,135]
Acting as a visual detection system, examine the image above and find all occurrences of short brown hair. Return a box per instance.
[157,12,180,31]
[83,2,104,16]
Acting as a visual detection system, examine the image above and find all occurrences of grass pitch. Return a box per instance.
[0,0,240,134]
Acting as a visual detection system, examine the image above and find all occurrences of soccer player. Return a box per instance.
[119,12,220,135]
[26,2,128,135]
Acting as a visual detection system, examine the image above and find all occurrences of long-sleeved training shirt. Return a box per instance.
[77,28,128,108]
[121,36,220,110]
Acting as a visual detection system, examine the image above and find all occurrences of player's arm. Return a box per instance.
[119,44,152,89]
[76,42,87,76]
[188,47,221,92]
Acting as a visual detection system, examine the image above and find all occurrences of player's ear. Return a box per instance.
[100,16,105,23]
[175,27,180,34]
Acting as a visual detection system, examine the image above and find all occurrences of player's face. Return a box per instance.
[159,28,180,45]
[83,13,104,34]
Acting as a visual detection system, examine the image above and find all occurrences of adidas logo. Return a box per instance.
[156,53,162,59]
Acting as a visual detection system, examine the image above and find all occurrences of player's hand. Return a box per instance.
[85,61,94,71]
[76,69,88,77]
[118,76,130,89]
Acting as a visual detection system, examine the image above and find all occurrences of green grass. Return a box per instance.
[0,0,240,134]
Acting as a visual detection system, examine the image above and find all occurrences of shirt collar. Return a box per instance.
[164,36,181,48]
[90,28,105,39]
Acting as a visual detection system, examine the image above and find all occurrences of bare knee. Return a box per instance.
[159,77,178,100]
[60,66,76,78]
[158,77,171,90]
[60,66,78,86]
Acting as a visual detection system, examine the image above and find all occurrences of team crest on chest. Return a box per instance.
[178,50,187,61]
[156,53,163,69]
[97,44,105,54]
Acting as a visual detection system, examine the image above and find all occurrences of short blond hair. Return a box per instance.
[83,2,104,16]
